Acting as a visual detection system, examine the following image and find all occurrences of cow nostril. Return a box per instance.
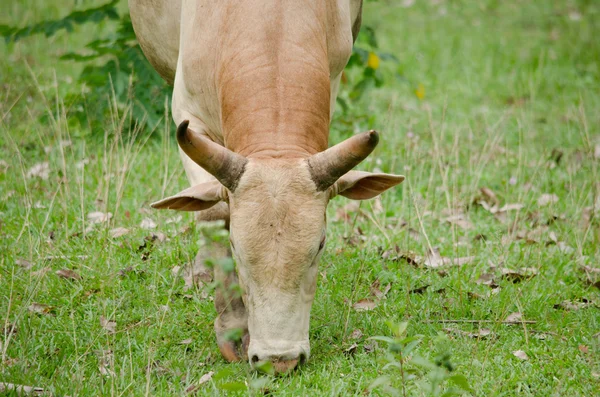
[299,352,307,364]
[251,355,260,364]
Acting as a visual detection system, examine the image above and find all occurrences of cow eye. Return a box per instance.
[318,236,326,251]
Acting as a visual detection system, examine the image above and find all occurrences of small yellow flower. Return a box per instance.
[415,83,425,100]
[367,52,380,70]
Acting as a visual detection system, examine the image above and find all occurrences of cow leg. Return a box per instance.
[177,144,249,362]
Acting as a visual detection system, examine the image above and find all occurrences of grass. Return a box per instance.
[1,0,599,395]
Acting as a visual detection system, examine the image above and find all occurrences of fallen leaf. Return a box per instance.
[594,144,600,159]
[410,285,429,294]
[350,329,363,339]
[97,349,115,377]
[579,265,600,274]
[578,344,589,354]
[27,162,50,179]
[0,159,8,173]
[109,227,130,238]
[553,298,591,311]
[353,299,377,312]
[538,193,559,206]
[28,303,53,315]
[100,316,116,333]
[475,273,497,287]
[504,312,523,324]
[512,350,528,360]
[88,211,112,224]
[418,247,475,269]
[1,323,18,336]
[370,280,391,299]
[147,232,167,242]
[480,187,499,205]
[16,259,33,270]
[180,338,193,345]
[140,218,157,229]
[343,343,359,357]
[198,371,214,384]
[445,214,473,230]
[501,267,538,283]
[56,269,82,280]
[0,383,46,395]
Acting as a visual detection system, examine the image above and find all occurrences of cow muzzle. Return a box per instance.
[248,339,309,374]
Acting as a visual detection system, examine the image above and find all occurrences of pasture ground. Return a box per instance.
[1,0,599,395]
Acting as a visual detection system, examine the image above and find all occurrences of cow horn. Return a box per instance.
[306,130,379,191]
[177,120,248,191]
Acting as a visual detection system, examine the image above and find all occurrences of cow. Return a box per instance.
[129,0,404,373]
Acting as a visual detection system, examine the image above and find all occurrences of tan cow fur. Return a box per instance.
[130,0,403,370]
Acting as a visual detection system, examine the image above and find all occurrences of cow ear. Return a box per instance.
[332,171,404,200]
[151,181,226,211]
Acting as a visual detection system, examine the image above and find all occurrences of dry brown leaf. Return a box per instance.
[480,187,499,205]
[0,159,9,173]
[504,312,523,323]
[147,232,167,242]
[353,299,377,312]
[180,338,193,345]
[28,303,53,315]
[198,370,214,384]
[579,264,600,274]
[56,269,82,280]
[370,280,391,299]
[109,227,130,238]
[475,273,497,287]
[418,248,475,269]
[594,144,600,159]
[501,267,538,283]
[140,218,157,229]
[100,316,116,333]
[27,162,50,180]
[578,344,589,354]
[410,285,430,294]
[512,350,528,360]
[350,329,363,339]
[88,211,112,224]
[186,371,215,393]
[538,193,559,206]
[16,259,33,270]
[553,299,591,311]
[445,214,473,230]
[97,349,115,377]
[1,323,18,336]
[343,343,359,356]
[0,383,45,395]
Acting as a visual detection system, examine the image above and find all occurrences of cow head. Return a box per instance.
[153,121,404,372]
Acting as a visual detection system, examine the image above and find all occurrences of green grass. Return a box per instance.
[1,0,599,395]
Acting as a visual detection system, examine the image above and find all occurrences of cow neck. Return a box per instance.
[216,1,331,160]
